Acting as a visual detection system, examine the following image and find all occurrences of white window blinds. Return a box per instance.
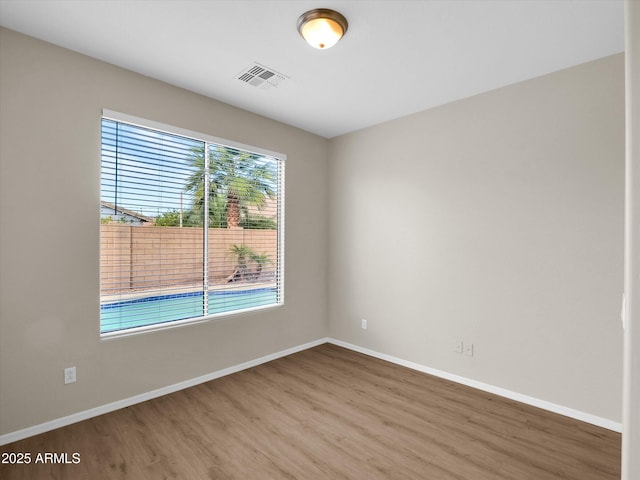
[100,114,284,335]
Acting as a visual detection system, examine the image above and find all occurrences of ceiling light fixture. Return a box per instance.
[297,8,348,50]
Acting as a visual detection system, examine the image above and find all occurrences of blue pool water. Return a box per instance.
[100,288,277,333]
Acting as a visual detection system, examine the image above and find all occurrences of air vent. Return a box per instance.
[236,63,288,90]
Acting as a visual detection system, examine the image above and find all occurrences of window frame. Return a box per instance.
[100,109,285,338]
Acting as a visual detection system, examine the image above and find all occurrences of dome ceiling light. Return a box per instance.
[297,8,348,50]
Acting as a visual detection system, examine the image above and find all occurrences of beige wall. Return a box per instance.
[0,28,328,435]
[328,54,625,422]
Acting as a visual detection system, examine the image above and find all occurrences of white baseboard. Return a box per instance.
[327,338,622,433]
[0,337,329,446]
[1,335,620,445]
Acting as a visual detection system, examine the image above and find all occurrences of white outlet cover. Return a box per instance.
[64,366,76,384]
[464,344,474,356]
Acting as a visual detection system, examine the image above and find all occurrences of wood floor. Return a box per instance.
[0,343,620,479]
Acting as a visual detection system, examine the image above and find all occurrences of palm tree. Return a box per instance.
[250,252,272,281]
[183,149,227,227]
[227,244,254,282]
[184,145,276,228]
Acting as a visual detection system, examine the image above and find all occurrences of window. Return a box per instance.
[100,111,284,335]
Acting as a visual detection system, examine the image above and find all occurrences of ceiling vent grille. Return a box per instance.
[236,63,288,90]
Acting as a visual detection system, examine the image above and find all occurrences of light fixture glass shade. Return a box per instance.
[297,9,348,49]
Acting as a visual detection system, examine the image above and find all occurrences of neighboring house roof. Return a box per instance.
[100,201,155,224]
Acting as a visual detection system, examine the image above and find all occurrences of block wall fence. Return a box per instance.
[100,224,277,293]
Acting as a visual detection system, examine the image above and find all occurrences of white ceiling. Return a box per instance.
[0,0,625,138]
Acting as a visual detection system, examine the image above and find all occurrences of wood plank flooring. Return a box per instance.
[0,343,621,479]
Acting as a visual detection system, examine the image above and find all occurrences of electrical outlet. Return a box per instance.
[463,343,474,357]
[361,319,367,330]
[64,366,76,384]
[455,340,463,354]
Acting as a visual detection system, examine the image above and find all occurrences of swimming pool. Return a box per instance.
[100,288,277,333]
